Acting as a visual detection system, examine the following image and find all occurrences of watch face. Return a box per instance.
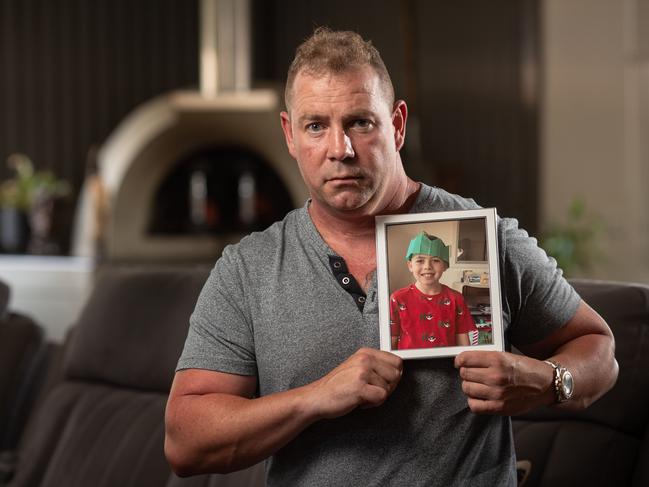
[561,370,574,397]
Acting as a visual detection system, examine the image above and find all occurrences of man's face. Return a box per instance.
[407,254,447,288]
[280,66,406,216]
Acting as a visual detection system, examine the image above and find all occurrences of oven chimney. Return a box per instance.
[200,0,251,97]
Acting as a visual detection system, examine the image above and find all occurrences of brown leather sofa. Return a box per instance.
[1,266,264,487]
[513,278,649,487]
[1,267,647,486]
[0,281,48,456]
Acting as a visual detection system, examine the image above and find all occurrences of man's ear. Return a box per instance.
[280,111,297,159]
[392,100,408,151]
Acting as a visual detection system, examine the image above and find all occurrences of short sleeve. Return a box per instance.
[499,217,581,346]
[176,246,258,376]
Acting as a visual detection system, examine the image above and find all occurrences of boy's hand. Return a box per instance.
[454,351,554,416]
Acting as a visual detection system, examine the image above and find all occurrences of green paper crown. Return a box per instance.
[405,232,449,263]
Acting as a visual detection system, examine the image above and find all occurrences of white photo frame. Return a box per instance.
[376,208,504,359]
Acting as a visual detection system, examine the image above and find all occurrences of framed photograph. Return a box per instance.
[375,208,504,359]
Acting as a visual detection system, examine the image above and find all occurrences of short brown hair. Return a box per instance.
[284,27,395,110]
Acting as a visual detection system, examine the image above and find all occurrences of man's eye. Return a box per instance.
[306,122,324,133]
[351,119,373,131]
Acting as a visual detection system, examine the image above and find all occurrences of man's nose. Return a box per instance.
[327,129,355,161]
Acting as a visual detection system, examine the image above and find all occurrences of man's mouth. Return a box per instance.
[327,175,362,182]
[325,176,365,188]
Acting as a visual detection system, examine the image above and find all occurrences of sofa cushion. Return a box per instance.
[10,382,170,487]
[9,379,265,487]
[513,419,638,486]
[63,266,210,392]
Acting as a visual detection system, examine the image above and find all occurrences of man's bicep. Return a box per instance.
[170,368,258,400]
[517,300,612,359]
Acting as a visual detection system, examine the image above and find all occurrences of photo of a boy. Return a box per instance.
[390,231,478,350]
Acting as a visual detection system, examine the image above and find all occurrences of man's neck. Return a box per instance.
[308,177,421,292]
[309,177,421,242]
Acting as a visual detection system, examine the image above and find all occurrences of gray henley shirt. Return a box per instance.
[177,184,580,486]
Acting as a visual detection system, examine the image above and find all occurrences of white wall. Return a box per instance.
[542,0,649,282]
[0,256,95,342]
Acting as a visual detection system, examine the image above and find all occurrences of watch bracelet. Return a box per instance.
[543,360,568,403]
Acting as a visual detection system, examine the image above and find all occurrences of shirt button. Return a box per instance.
[342,276,350,285]
[358,296,366,303]
[333,261,342,269]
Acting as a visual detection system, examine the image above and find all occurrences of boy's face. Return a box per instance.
[407,254,447,287]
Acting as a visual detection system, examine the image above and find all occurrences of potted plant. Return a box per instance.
[0,154,70,254]
[540,198,605,277]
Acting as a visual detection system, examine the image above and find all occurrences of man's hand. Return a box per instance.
[454,351,554,416]
[304,347,403,420]
[165,348,402,476]
[455,301,618,415]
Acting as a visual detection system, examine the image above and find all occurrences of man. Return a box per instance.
[165,28,617,486]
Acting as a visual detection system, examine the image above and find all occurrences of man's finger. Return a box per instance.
[359,383,390,408]
[364,369,390,391]
[466,397,505,415]
[351,348,403,384]
[371,360,403,385]
[462,380,505,401]
[459,366,510,387]
[454,350,499,369]
[359,347,404,369]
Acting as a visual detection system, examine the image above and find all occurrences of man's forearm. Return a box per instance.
[545,331,617,410]
[165,386,319,475]
[513,300,617,412]
[165,348,403,476]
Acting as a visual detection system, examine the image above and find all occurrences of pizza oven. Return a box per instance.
[92,0,307,262]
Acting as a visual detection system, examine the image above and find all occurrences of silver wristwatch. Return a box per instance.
[544,360,574,403]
